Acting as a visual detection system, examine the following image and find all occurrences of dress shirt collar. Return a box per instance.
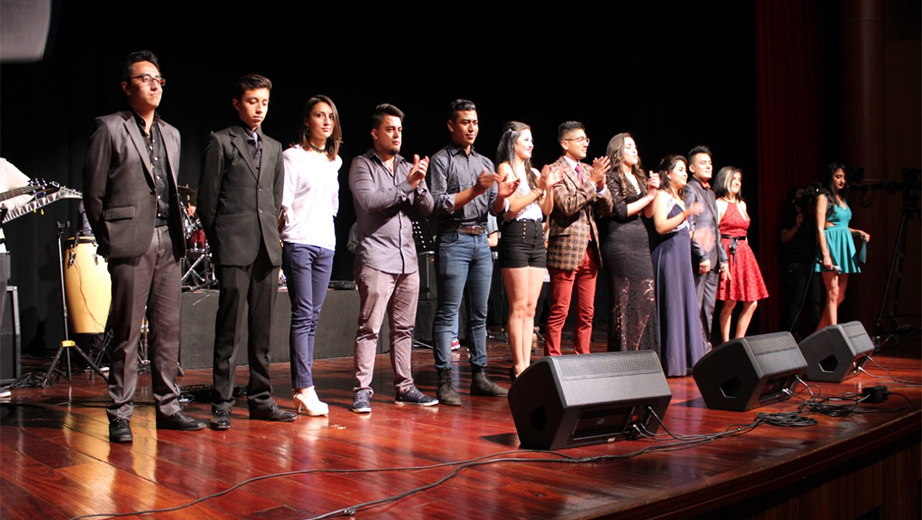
[131,110,161,135]
[237,123,261,142]
[563,155,579,170]
[688,175,707,190]
[447,141,477,158]
[366,149,404,172]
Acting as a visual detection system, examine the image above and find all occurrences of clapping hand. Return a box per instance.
[407,154,429,188]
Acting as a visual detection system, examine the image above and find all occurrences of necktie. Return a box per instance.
[250,133,262,172]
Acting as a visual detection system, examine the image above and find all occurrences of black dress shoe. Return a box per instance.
[250,404,296,422]
[109,418,133,443]
[209,410,231,430]
[156,411,206,431]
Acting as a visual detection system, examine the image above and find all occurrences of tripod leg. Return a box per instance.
[71,343,108,381]
[41,342,69,387]
[65,348,72,380]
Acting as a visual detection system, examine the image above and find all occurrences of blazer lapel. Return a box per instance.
[557,158,579,190]
[230,127,259,180]
[123,115,155,186]
[159,120,180,183]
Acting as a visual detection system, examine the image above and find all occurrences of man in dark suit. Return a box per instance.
[684,145,728,352]
[197,74,295,429]
[545,121,614,356]
[83,50,206,443]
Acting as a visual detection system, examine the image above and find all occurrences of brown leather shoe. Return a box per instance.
[470,366,508,397]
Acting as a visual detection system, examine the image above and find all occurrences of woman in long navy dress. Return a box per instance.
[651,155,705,377]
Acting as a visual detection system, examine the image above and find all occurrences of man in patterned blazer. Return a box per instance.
[545,121,614,356]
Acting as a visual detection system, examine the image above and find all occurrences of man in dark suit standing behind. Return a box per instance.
[84,50,206,443]
[198,74,296,429]
[684,145,728,352]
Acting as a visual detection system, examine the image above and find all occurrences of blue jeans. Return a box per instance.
[282,243,334,389]
[434,231,492,370]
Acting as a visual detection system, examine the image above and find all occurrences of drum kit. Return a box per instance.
[178,185,217,292]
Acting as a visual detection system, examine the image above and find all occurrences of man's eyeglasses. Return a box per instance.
[131,74,166,87]
[563,137,590,144]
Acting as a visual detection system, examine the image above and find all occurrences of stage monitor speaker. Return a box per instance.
[508,350,671,450]
[0,286,21,385]
[799,321,875,383]
[693,331,806,412]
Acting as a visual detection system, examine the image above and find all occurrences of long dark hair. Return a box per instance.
[606,132,647,198]
[822,161,848,216]
[658,154,687,198]
[496,121,535,189]
[299,95,342,160]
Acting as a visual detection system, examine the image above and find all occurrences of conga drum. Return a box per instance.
[63,237,111,334]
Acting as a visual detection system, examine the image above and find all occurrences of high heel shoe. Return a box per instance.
[509,367,517,383]
[293,387,329,416]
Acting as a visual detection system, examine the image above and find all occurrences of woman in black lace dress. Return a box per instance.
[603,133,661,354]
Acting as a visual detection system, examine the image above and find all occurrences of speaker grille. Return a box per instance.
[553,351,661,381]
[842,322,874,354]
[749,334,797,356]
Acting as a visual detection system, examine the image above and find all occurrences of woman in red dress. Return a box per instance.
[714,166,769,344]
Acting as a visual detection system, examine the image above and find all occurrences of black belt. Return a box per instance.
[722,235,746,257]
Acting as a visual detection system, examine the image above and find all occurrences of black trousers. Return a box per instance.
[781,262,823,340]
[212,243,279,413]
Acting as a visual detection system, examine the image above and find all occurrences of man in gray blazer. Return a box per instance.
[83,50,206,443]
[197,74,295,429]
[684,145,728,352]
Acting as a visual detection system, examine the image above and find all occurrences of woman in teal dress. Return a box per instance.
[815,162,871,330]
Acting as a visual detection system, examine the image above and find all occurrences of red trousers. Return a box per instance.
[545,247,598,356]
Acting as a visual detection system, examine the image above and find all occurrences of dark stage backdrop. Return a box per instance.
[0,2,774,355]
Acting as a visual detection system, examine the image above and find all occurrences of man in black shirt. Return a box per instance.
[83,50,205,443]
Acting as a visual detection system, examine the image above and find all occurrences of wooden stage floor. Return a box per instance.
[1,338,920,520]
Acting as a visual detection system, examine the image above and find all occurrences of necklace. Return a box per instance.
[308,142,325,154]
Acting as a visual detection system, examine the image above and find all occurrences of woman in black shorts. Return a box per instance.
[492,121,559,380]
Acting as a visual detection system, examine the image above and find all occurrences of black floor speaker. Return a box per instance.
[798,321,875,382]
[508,350,672,450]
[0,286,20,385]
[692,331,807,412]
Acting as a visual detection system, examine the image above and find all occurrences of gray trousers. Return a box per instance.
[352,265,417,396]
[107,226,181,420]
[694,268,719,352]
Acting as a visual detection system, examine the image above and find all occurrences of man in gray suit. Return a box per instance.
[684,145,728,352]
[197,74,295,429]
[83,50,206,443]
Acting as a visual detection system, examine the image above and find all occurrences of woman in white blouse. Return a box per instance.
[280,95,342,416]
[492,121,559,381]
